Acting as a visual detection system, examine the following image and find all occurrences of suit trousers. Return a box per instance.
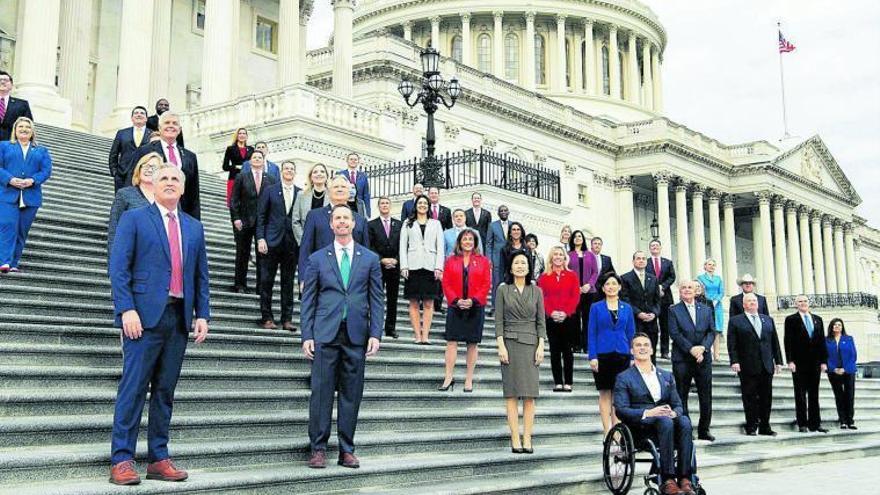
[546,317,574,385]
[233,225,261,290]
[111,302,188,464]
[259,243,297,322]
[738,371,774,431]
[827,372,856,425]
[673,360,713,435]
[113,174,128,192]
[791,366,822,429]
[658,299,672,356]
[309,323,367,454]
[0,204,38,267]
[381,267,400,335]
[638,415,694,481]
[573,293,591,352]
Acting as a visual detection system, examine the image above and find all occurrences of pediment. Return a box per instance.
[772,136,861,204]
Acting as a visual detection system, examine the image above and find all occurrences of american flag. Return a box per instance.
[778,30,796,53]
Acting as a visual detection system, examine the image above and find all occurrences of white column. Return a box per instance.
[691,186,706,276]
[833,221,848,292]
[431,16,442,50]
[752,210,766,293]
[675,182,692,281]
[299,14,309,82]
[641,38,653,109]
[785,203,803,295]
[101,0,154,131]
[844,224,859,292]
[332,0,355,98]
[822,217,838,293]
[772,199,790,295]
[573,30,583,93]
[798,207,815,294]
[201,0,238,105]
[757,193,777,295]
[583,20,595,95]
[149,0,172,103]
[609,25,620,99]
[14,0,71,127]
[811,212,827,294]
[617,177,636,263]
[651,45,663,112]
[654,172,673,258]
[58,0,92,131]
[523,12,536,90]
[493,12,504,78]
[461,14,472,66]
[554,15,567,92]
[722,195,739,295]
[707,191,723,274]
[403,21,412,41]
[278,0,302,86]
[626,31,639,104]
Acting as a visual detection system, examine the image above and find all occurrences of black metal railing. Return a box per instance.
[364,148,561,203]
[777,292,879,310]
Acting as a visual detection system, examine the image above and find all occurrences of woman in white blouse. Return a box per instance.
[400,194,445,344]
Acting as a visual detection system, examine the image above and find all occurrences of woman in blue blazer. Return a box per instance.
[588,272,636,433]
[0,117,52,273]
[826,318,858,429]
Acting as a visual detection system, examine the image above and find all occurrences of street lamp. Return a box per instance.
[398,47,462,187]
[650,216,660,241]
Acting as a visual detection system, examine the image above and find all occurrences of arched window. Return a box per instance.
[504,33,519,81]
[477,34,491,73]
[534,34,546,85]
[601,44,610,95]
[451,35,463,63]
[618,51,625,99]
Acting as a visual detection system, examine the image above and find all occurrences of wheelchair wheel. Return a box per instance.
[644,489,660,495]
[603,423,636,495]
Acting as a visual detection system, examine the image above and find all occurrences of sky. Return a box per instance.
[307,1,880,225]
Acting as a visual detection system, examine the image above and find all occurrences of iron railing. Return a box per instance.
[364,148,561,203]
[777,292,879,310]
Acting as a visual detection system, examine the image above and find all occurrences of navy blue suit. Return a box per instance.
[301,242,384,454]
[668,302,716,435]
[400,198,415,221]
[727,313,783,432]
[298,204,369,277]
[0,142,51,268]
[256,182,300,323]
[0,96,33,142]
[108,126,150,191]
[340,168,371,217]
[614,366,694,480]
[108,204,210,464]
[243,159,281,182]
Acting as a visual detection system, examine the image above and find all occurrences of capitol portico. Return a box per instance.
[2,0,879,359]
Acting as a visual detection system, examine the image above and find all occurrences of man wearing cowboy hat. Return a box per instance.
[728,274,769,318]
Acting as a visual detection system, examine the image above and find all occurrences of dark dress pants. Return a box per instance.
[382,267,400,335]
[113,174,128,192]
[111,302,188,464]
[673,359,713,435]
[547,316,574,386]
[309,323,367,454]
[233,225,261,290]
[792,366,822,429]
[738,371,774,431]
[658,297,673,356]
[828,372,856,425]
[574,293,591,352]
[638,415,694,481]
[259,242,297,323]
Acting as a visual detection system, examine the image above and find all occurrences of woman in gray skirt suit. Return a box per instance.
[496,251,546,454]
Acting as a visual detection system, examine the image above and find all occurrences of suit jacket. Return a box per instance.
[0,96,33,142]
[428,203,452,230]
[826,336,857,374]
[243,159,280,182]
[784,312,828,368]
[298,205,370,276]
[588,300,637,359]
[729,292,770,318]
[400,198,416,220]
[230,169,276,229]
[668,301,716,364]
[300,242,384,345]
[613,366,684,425]
[0,142,52,207]
[107,186,151,253]
[465,207,491,244]
[568,251,599,291]
[146,114,185,147]
[727,313,783,375]
[108,126,150,180]
[443,226,483,257]
[368,216,402,262]
[221,144,254,181]
[133,140,201,219]
[485,220,508,271]
[646,256,676,303]
[339,168,371,217]
[620,270,660,317]
[291,189,330,244]
[399,218,445,272]
[596,253,616,279]
[442,253,492,306]
[109,204,210,331]
[256,182,299,250]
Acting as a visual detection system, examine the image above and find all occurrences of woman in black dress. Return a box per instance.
[221,127,253,208]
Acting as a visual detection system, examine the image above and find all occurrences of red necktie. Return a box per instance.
[351,170,357,184]
[167,144,179,166]
[654,257,661,279]
[433,205,438,219]
[0,97,6,122]
[167,212,184,296]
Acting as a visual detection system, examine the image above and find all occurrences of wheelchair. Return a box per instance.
[602,422,706,495]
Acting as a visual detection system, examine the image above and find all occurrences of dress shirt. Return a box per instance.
[501,220,509,238]
[472,207,481,219]
[156,203,184,297]
[799,311,814,337]
[686,302,696,324]
[635,269,645,287]
[334,239,354,272]
[431,203,439,219]
[133,125,146,146]
[162,140,181,167]
[19,142,30,160]
[251,168,264,192]
[380,215,392,237]
[652,256,662,277]
[282,182,295,213]
[747,312,762,338]
[639,365,662,403]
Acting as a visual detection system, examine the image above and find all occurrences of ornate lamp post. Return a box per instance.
[398,47,462,187]
[650,216,660,241]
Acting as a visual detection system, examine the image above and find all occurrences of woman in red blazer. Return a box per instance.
[221,127,253,207]
[439,229,491,392]
[538,246,581,392]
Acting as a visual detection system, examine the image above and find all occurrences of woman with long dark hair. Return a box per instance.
[221,127,253,207]
[567,230,598,352]
[826,318,858,429]
[400,194,445,344]
[500,221,531,276]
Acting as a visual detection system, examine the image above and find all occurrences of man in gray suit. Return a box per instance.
[301,204,384,469]
[485,204,510,312]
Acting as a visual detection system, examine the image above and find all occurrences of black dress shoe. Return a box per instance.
[848,424,858,430]
[745,429,757,436]
[386,331,399,339]
[811,427,829,433]
[758,429,777,437]
[697,432,715,442]
[798,426,809,433]
[229,285,241,293]
[521,447,534,454]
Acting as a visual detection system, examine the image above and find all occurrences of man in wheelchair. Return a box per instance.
[613,333,697,495]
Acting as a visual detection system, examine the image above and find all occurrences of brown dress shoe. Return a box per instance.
[308,450,326,468]
[679,478,696,495]
[338,452,360,468]
[146,459,188,481]
[661,479,682,495]
[261,320,278,330]
[109,460,141,485]
[282,321,297,332]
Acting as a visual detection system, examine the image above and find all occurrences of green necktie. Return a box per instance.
[341,248,351,318]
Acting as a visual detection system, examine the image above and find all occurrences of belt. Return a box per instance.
[167,296,183,305]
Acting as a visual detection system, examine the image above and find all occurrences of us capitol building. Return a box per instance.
[3,0,879,360]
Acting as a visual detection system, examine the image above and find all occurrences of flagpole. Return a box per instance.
[778,22,791,139]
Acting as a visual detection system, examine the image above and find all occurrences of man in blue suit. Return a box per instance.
[339,152,371,217]
[668,280,716,441]
[399,182,423,220]
[241,141,280,182]
[301,204,384,469]
[443,209,482,257]
[485,204,510,311]
[299,175,369,279]
[108,165,210,485]
[614,333,696,495]
[108,106,150,191]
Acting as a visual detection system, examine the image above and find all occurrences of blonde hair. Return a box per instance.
[9,117,36,144]
[544,246,570,275]
[304,162,329,192]
[230,127,248,146]
[131,152,164,187]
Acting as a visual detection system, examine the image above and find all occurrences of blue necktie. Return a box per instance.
[340,248,351,319]
[803,314,814,338]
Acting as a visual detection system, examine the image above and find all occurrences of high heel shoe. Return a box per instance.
[521,444,534,454]
[437,378,455,391]
[510,441,523,454]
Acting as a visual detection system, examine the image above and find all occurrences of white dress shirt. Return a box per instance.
[19,142,29,160]
[162,140,182,167]
[686,302,696,324]
[747,312,762,338]
[282,183,295,213]
[334,239,354,272]
[639,365,662,403]
[156,202,184,265]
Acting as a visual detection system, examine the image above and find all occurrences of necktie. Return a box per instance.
[383,218,390,238]
[687,304,696,325]
[654,257,661,279]
[0,97,6,122]
[167,144,179,166]
[502,222,508,239]
[751,314,762,338]
[283,187,293,214]
[351,170,357,185]
[596,253,602,272]
[803,314,814,338]
[433,205,438,219]
[167,212,183,296]
[340,247,351,318]
[638,271,645,288]
[254,172,262,194]
[134,127,143,147]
